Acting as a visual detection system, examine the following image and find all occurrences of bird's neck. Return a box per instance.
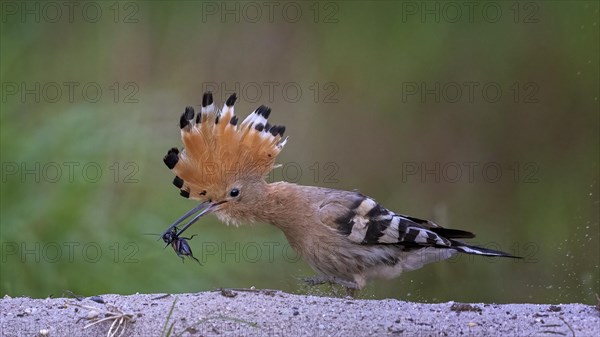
[219,181,318,244]
[259,182,313,229]
[245,181,329,253]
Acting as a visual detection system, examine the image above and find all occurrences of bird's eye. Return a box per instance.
[229,188,240,197]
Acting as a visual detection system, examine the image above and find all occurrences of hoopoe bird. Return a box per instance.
[162,92,518,295]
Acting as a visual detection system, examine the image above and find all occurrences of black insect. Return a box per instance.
[161,226,201,264]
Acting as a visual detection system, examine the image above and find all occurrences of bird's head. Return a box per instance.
[162,92,288,229]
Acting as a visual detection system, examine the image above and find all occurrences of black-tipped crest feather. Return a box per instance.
[202,92,213,107]
[180,107,195,129]
[173,176,184,188]
[163,148,179,169]
[226,93,237,107]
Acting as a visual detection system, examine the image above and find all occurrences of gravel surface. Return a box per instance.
[1,290,598,337]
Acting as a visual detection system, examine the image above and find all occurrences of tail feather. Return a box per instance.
[450,240,522,258]
[429,227,476,239]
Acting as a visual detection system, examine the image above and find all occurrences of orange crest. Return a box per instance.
[163,92,288,201]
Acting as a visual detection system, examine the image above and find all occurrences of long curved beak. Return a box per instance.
[161,201,222,239]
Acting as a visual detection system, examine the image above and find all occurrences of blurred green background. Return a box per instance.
[1,1,598,304]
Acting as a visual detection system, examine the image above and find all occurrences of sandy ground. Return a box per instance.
[1,290,598,337]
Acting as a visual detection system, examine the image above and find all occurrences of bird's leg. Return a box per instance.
[303,275,330,286]
[329,276,359,290]
[303,275,359,290]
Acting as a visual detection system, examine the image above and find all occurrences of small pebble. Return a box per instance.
[89,296,105,304]
[548,305,561,312]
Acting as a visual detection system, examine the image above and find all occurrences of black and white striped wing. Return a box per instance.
[318,191,518,258]
[319,192,472,248]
